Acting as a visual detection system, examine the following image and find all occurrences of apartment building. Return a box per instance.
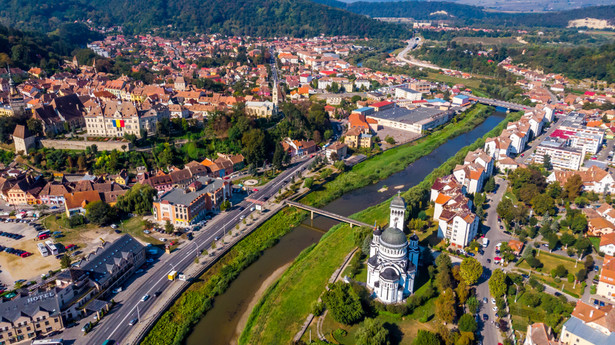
[560,301,615,345]
[547,166,615,194]
[152,177,231,226]
[430,175,478,248]
[600,233,615,257]
[596,255,615,303]
[535,138,584,171]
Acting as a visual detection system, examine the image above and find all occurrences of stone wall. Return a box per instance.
[40,139,132,152]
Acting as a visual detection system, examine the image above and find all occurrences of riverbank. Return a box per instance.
[140,207,307,345]
[232,262,291,345]
[141,104,497,345]
[301,104,494,208]
[239,110,522,345]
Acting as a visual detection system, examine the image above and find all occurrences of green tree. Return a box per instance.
[489,269,507,298]
[241,128,267,166]
[303,177,314,189]
[165,220,174,234]
[435,288,456,323]
[543,154,551,170]
[564,174,583,200]
[483,177,496,193]
[85,201,116,226]
[458,314,478,333]
[532,194,555,216]
[356,318,390,345]
[272,142,286,171]
[26,118,43,136]
[551,264,568,278]
[467,296,480,314]
[322,282,365,325]
[116,183,157,215]
[413,330,442,345]
[60,254,72,269]
[460,257,483,285]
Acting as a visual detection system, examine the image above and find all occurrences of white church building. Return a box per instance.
[367,194,420,304]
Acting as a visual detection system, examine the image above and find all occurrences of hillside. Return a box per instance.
[313,0,615,28]
[0,0,410,38]
[0,22,100,72]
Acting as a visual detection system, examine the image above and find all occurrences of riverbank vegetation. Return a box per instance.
[141,207,307,345]
[240,110,523,344]
[302,104,494,208]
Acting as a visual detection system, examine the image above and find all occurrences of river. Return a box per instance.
[184,111,506,345]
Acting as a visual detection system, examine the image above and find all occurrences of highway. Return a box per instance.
[396,38,443,70]
[82,155,316,345]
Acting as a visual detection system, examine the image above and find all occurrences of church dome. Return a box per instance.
[380,227,407,247]
[390,194,406,208]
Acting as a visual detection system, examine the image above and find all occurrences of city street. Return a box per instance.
[475,176,514,345]
[64,155,316,345]
[517,116,561,165]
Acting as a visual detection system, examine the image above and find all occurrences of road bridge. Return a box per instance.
[285,200,372,228]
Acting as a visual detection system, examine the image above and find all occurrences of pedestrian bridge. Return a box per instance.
[469,96,531,112]
[285,200,372,228]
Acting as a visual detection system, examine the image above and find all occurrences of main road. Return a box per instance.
[475,176,514,345]
[83,155,317,345]
[396,38,443,70]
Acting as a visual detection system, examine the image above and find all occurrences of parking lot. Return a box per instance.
[0,218,59,288]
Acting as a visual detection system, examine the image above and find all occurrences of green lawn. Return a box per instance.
[426,72,482,89]
[120,216,163,245]
[589,237,601,252]
[516,250,584,297]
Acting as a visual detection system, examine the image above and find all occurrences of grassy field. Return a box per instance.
[426,72,482,89]
[240,110,523,344]
[301,104,494,208]
[516,250,585,297]
[120,216,164,245]
[589,237,601,252]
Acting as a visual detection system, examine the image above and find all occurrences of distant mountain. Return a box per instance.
[0,0,410,38]
[313,0,615,28]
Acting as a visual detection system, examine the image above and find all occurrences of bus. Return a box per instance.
[31,339,63,345]
[37,243,49,257]
[45,240,59,255]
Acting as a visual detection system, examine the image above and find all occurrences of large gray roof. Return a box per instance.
[379,267,399,281]
[0,289,61,323]
[563,316,615,344]
[380,227,407,247]
[78,235,144,286]
[159,176,225,206]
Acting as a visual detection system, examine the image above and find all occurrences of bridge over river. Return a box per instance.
[285,200,372,228]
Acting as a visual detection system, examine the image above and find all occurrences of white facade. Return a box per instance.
[366,196,419,304]
[535,145,583,171]
[437,213,479,248]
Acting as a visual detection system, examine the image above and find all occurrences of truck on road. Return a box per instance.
[482,238,489,248]
[168,271,177,281]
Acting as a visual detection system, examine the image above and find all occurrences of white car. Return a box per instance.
[492,306,498,312]
[141,294,150,302]
[491,298,496,304]
[129,318,138,326]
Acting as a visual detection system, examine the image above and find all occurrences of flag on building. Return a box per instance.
[113,119,125,128]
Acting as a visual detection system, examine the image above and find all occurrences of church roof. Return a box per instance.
[373,227,382,236]
[390,194,406,208]
[380,226,407,247]
[380,267,399,281]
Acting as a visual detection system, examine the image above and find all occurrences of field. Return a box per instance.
[426,72,482,89]
[516,250,585,297]
[452,36,524,46]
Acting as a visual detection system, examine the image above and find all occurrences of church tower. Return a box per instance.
[7,67,25,118]
[408,233,420,269]
[389,192,406,231]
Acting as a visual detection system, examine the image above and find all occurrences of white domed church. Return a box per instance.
[366,194,419,304]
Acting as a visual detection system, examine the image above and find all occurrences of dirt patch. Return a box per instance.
[232,262,291,344]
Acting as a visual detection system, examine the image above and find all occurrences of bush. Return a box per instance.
[311,301,325,316]
[321,282,365,325]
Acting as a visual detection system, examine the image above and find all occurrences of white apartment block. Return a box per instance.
[534,139,583,171]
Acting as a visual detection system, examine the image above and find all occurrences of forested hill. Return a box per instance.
[0,22,101,72]
[312,0,615,28]
[0,0,410,38]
